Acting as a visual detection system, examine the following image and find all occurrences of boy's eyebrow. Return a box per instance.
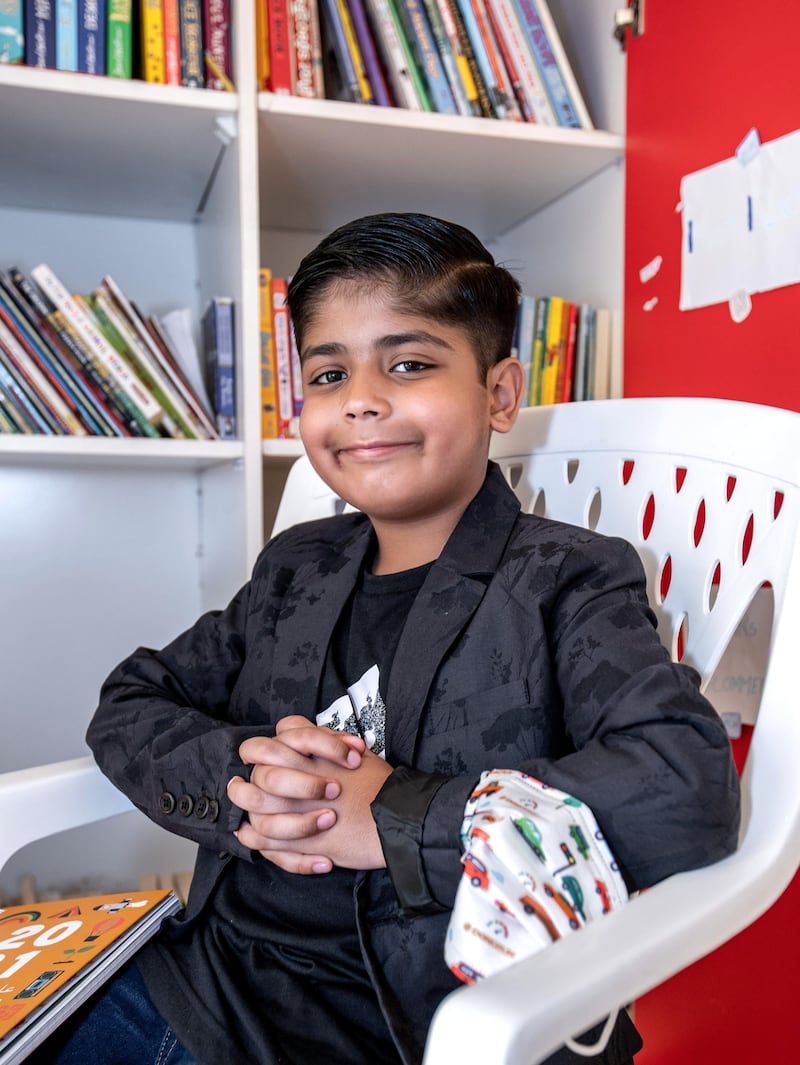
[302,330,454,363]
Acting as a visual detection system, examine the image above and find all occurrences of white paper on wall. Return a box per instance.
[680,128,800,311]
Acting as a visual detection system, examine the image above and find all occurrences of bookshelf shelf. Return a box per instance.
[0,65,238,222]
[262,438,305,460]
[257,93,624,238]
[0,435,243,470]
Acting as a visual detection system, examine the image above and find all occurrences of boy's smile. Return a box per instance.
[298,286,523,572]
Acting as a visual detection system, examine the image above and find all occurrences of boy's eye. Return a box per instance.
[308,368,346,386]
[392,359,432,374]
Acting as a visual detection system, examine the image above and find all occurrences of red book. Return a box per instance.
[267,0,294,94]
[163,0,181,84]
[558,301,578,403]
[202,0,232,89]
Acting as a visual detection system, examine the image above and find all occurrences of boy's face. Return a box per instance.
[298,284,521,541]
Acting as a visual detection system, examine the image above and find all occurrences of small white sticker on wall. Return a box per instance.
[729,289,752,322]
[639,256,663,283]
[643,297,659,312]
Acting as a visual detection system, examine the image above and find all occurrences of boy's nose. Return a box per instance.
[342,371,390,418]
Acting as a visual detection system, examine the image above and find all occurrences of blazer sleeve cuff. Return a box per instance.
[371,766,451,915]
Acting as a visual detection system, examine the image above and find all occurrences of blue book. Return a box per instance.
[511,0,587,129]
[453,0,507,118]
[203,298,236,440]
[77,0,105,73]
[396,0,458,114]
[24,0,56,67]
[0,0,24,63]
[56,0,78,70]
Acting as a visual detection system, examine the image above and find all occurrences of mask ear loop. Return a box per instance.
[564,1008,620,1057]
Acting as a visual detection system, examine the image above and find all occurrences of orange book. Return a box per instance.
[259,268,279,438]
[162,0,181,84]
[0,890,180,1061]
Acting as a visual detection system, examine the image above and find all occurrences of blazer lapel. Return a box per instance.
[267,516,374,718]
[385,464,522,763]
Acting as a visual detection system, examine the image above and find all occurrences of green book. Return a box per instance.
[107,0,133,78]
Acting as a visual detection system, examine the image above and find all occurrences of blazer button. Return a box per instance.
[159,792,176,815]
[194,796,210,819]
[177,794,194,817]
[207,799,220,822]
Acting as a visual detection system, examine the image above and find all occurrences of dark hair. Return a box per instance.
[287,213,521,379]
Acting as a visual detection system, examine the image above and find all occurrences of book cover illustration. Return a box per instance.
[0,890,180,1064]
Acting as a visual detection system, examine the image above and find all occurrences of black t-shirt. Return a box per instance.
[140,562,431,1065]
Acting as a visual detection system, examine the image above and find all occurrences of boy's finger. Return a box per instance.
[246,807,337,843]
[250,764,341,802]
[270,724,364,767]
[257,850,333,875]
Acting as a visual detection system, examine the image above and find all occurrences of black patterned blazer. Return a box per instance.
[88,463,740,1064]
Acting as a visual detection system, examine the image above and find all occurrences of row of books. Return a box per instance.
[258,0,592,126]
[0,264,236,440]
[515,295,614,408]
[0,0,233,89]
[259,268,302,439]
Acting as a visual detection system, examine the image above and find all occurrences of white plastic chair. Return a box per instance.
[2,398,799,1064]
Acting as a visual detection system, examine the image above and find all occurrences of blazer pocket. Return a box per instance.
[423,678,531,737]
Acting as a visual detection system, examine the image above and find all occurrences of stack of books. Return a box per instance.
[514,294,616,407]
[1,0,233,88]
[258,268,302,440]
[0,264,236,440]
[257,0,592,126]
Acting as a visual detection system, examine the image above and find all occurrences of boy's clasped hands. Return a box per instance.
[228,717,393,876]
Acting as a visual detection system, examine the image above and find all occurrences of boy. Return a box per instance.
[43,214,739,1065]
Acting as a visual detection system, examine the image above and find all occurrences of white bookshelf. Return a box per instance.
[0,0,625,898]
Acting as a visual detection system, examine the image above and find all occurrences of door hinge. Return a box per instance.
[614,0,644,52]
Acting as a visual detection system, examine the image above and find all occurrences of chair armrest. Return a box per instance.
[0,756,134,873]
[423,824,800,1065]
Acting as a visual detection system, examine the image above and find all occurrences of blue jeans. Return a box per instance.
[26,961,198,1065]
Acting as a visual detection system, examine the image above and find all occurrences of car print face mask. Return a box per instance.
[445,769,629,1053]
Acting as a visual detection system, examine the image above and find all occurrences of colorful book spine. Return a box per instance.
[334,0,373,102]
[0,273,116,436]
[179,0,204,86]
[30,263,163,427]
[0,0,24,63]
[258,269,279,439]
[0,350,58,433]
[267,0,294,94]
[442,0,491,116]
[396,0,458,114]
[55,0,78,69]
[25,0,56,67]
[467,0,521,120]
[290,0,317,97]
[77,0,105,73]
[0,315,84,434]
[421,0,472,116]
[106,0,132,77]
[528,295,547,406]
[271,277,295,437]
[162,0,180,83]
[203,0,231,89]
[511,0,591,128]
[202,297,236,439]
[488,0,555,123]
[434,0,480,115]
[541,294,564,405]
[140,0,165,82]
[255,0,270,88]
[363,0,422,110]
[347,0,393,106]
[513,293,535,406]
[453,0,505,118]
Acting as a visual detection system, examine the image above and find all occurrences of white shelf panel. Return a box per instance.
[262,438,304,461]
[0,66,238,222]
[257,95,623,241]
[0,435,243,471]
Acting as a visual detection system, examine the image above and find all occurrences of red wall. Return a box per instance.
[622,1,800,1057]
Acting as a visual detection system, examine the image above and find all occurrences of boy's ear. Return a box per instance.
[487,357,526,434]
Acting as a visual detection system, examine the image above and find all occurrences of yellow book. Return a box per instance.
[259,269,279,439]
[541,296,564,406]
[335,0,374,103]
[141,0,166,83]
[256,0,270,90]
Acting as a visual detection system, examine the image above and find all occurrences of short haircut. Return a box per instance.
[287,212,521,379]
